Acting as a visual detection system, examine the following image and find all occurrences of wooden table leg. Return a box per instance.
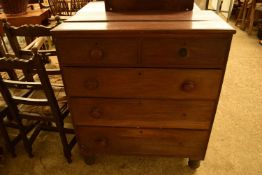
[188,159,201,169]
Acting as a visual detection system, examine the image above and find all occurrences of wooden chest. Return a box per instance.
[52,1,235,168]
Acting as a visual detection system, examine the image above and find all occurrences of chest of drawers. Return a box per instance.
[52,2,235,168]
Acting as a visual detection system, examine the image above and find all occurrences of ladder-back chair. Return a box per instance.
[0,49,76,163]
[2,19,61,79]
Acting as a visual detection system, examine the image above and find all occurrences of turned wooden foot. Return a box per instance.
[84,155,96,165]
[188,159,201,169]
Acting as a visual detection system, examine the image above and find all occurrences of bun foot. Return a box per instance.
[188,159,200,169]
[84,155,96,165]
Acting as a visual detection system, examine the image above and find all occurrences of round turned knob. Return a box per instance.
[90,107,102,119]
[84,80,99,90]
[94,137,108,147]
[178,48,188,58]
[181,80,196,92]
[90,48,103,60]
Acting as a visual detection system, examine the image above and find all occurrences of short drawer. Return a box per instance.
[69,98,215,130]
[77,127,208,159]
[63,68,222,99]
[142,38,230,68]
[56,38,138,66]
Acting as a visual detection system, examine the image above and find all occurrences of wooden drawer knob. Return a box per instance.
[94,137,108,147]
[178,48,188,58]
[84,80,99,90]
[90,107,102,119]
[90,48,103,59]
[181,80,196,92]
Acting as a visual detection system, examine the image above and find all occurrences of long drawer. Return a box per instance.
[63,68,222,99]
[77,127,208,159]
[56,37,229,68]
[69,98,215,129]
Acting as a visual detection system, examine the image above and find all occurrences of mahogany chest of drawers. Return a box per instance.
[52,2,235,168]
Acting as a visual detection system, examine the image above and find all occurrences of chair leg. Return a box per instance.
[16,119,33,158]
[56,121,72,163]
[22,134,33,158]
[0,119,16,157]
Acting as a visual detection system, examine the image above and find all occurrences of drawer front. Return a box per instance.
[142,38,229,68]
[63,68,222,99]
[56,38,138,66]
[70,98,215,129]
[77,127,208,159]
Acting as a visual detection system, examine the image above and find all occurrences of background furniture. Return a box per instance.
[52,1,235,168]
[247,0,262,34]
[1,0,29,15]
[235,0,252,29]
[206,0,235,21]
[0,5,51,36]
[48,0,71,16]
[47,0,90,16]
[71,0,90,13]
[216,0,235,21]
[235,0,262,34]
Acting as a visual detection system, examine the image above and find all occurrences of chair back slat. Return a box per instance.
[13,96,49,106]
[0,57,34,70]
[3,79,42,90]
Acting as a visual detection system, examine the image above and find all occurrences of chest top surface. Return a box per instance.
[52,1,235,35]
